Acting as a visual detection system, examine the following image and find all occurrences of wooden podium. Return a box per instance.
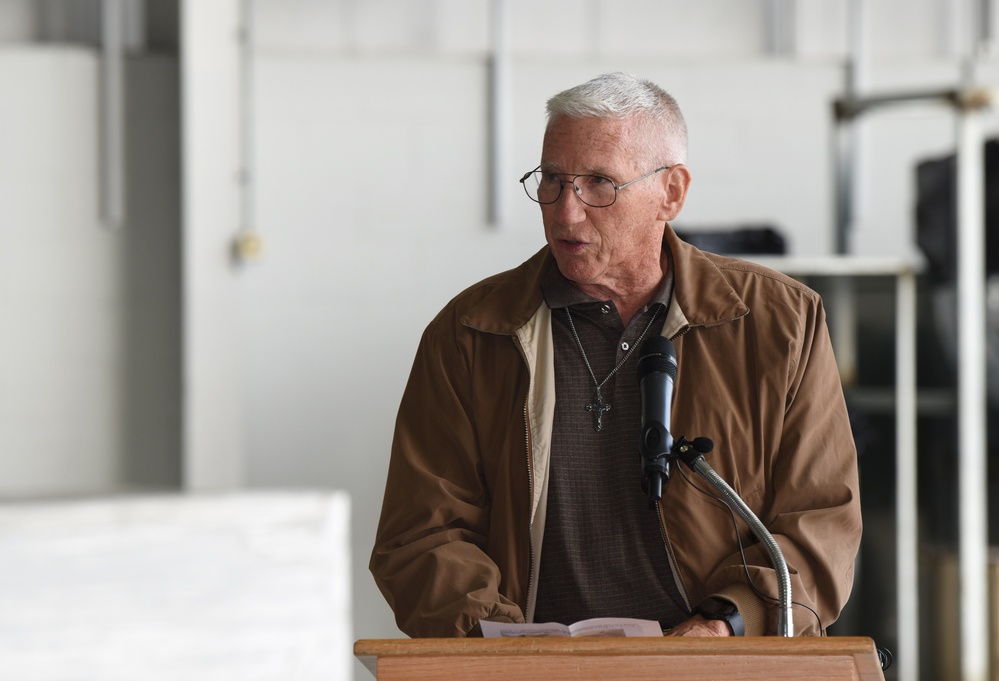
[354,636,886,680]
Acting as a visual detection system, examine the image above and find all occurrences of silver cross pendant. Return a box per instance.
[585,388,612,432]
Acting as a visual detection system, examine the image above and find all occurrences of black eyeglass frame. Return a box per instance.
[519,164,672,208]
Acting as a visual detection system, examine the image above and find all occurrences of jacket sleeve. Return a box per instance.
[705,294,862,636]
[369,309,526,637]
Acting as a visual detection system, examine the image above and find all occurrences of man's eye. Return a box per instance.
[586,175,612,186]
[540,172,561,183]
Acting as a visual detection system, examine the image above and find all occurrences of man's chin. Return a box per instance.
[551,259,599,290]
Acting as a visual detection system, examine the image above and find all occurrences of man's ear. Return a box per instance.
[658,164,691,221]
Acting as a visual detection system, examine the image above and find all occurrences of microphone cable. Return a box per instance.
[673,462,826,636]
[673,465,894,670]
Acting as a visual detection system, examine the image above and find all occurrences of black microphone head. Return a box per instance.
[637,336,677,382]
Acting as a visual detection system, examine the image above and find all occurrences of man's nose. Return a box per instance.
[552,181,587,222]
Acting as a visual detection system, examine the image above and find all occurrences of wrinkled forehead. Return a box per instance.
[540,115,647,176]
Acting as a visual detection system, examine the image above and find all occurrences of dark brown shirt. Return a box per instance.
[533,257,688,628]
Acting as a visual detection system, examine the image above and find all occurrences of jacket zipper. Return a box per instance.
[522,399,535,618]
[511,335,536,618]
[656,501,691,612]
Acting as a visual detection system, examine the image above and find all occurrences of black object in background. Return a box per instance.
[915,138,999,282]
[674,226,786,255]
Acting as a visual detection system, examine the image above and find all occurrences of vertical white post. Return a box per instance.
[896,268,919,681]
[180,0,246,489]
[956,103,989,681]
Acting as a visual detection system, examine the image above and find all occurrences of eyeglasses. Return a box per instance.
[519,165,671,208]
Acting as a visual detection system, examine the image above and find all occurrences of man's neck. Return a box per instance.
[572,260,669,326]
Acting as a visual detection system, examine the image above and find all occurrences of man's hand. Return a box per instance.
[665,613,732,637]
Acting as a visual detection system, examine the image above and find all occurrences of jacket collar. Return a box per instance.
[662,226,750,335]
[460,226,750,336]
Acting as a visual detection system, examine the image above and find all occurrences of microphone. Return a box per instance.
[637,335,678,504]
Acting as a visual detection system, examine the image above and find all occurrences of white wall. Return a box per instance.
[0,47,125,496]
[0,47,180,496]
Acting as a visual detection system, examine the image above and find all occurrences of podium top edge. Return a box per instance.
[353,635,878,658]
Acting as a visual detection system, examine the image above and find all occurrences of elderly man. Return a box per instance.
[370,72,861,638]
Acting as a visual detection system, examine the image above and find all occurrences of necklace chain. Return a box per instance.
[564,306,661,432]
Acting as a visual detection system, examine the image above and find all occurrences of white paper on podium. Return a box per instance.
[480,617,662,638]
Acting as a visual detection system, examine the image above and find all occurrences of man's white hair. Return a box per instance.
[545,72,688,166]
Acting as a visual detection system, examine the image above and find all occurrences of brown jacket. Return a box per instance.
[370,227,861,637]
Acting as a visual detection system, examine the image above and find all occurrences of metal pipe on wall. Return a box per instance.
[764,0,796,56]
[233,0,262,265]
[100,0,125,228]
[977,0,995,54]
[240,0,254,235]
[829,0,866,390]
[488,0,509,228]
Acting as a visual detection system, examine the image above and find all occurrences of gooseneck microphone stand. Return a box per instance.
[644,436,794,638]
